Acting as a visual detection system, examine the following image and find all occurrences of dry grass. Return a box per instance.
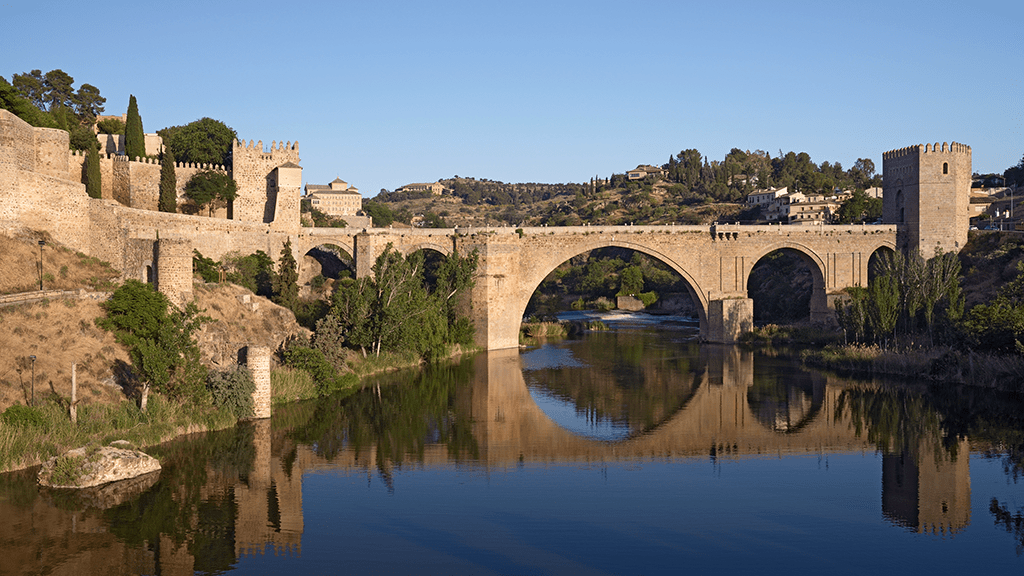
[192,282,311,368]
[0,298,130,413]
[0,230,119,294]
[801,344,1024,390]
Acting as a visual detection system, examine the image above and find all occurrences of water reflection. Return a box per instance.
[1,338,1023,572]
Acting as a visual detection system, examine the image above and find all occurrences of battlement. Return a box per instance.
[233,138,299,155]
[883,141,970,160]
[77,149,227,171]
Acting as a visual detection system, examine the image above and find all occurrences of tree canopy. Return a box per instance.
[160,117,237,168]
[184,170,236,216]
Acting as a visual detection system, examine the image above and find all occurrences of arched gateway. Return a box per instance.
[293,223,897,350]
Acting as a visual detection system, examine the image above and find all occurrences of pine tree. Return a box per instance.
[124,94,145,160]
[159,147,177,212]
[85,142,102,199]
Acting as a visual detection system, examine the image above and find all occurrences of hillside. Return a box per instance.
[0,232,309,413]
[373,179,745,228]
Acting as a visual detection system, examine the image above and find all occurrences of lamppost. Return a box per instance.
[29,355,36,406]
[37,240,45,291]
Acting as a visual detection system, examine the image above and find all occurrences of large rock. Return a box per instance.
[37,444,161,488]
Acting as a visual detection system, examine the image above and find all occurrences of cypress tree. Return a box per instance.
[272,240,299,311]
[124,94,145,160]
[159,147,177,212]
[85,142,102,199]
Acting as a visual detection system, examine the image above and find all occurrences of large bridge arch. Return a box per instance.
[510,238,711,335]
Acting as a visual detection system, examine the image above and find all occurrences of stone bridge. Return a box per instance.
[295,223,897,348]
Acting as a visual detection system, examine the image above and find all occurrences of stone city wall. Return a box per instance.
[68,149,229,212]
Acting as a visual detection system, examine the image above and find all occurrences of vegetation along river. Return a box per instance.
[1,313,1022,574]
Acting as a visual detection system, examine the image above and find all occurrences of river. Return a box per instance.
[1,313,1022,574]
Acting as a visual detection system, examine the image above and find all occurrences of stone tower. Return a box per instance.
[230,139,300,226]
[882,142,971,256]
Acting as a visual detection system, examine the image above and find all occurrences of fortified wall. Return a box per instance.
[67,150,229,213]
[0,109,301,308]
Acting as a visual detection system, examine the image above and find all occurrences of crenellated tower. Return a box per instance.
[231,139,301,230]
[883,142,971,256]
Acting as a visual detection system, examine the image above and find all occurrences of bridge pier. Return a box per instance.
[705,298,753,343]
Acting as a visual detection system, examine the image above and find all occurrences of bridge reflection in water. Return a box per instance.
[0,349,971,575]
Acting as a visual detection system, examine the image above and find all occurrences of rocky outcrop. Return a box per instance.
[37,443,161,489]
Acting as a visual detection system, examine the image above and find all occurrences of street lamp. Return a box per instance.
[28,355,36,406]
[37,240,45,291]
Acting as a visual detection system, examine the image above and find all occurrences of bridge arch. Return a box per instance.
[745,242,828,324]
[398,242,452,257]
[513,238,710,331]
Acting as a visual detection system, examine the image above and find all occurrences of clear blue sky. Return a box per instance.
[3,0,1021,196]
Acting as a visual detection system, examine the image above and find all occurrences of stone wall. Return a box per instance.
[96,133,163,157]
[67,150,229,211]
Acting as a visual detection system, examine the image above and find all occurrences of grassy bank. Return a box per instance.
[0,394,237,473]
[519,320,608,346]
[801,344,1024,390]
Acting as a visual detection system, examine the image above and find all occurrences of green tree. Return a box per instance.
[273,240,299,311]
[10,70,46,109]
[160,117,237,167]
[0,78,57,128]
[618,265,644,296]
[867,274,900,346]
[326,246,477,359]
[225,251,274,297]
[42,69,75,111]
[184,170,236,216]
[159,147,177,213]
[84,141,102,199]
[97,117,124,134]
[836,190,868,224]
[362,200,395,226]
[97,280,210,411]
[124,94,145,159]
[72,83,105,123]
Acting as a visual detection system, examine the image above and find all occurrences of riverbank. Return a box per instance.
[799,344,1024,390]
[0,342,481,474]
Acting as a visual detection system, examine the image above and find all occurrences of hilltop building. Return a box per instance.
[396,182,444,195]
[304,178,362,217]
[626,165,666,180]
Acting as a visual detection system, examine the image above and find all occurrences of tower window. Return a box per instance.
[943,162,948,175]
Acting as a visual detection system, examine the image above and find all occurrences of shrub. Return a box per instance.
[283,343,356,396]
[97,280,210,410]
[193,250,219,283]
[207,367,256,419]
[1,405,46,428]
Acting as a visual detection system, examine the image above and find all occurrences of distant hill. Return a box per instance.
[371,147,885,228]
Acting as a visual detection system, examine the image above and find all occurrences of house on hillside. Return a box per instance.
[627,165,667,180]
[396,182,444,195]
[746,187,788,206]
